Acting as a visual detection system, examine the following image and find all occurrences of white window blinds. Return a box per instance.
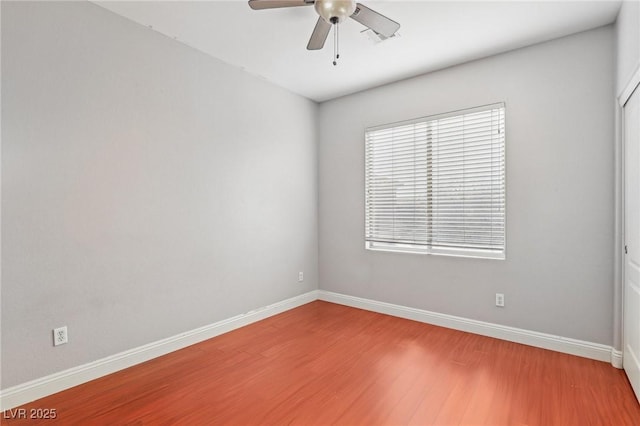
[365,103,505,259]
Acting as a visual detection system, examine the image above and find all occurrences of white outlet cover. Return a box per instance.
[53,326,68,346]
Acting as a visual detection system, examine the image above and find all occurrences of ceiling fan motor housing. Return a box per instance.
[314,0,356,25]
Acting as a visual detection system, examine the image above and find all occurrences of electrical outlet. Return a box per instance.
[53,326,68,346]
[298,272,304,282]
[495,293,505,307]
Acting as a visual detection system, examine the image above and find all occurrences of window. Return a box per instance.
[365,103,505,259]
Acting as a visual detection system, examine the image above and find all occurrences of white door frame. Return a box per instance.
[617,63,640,370]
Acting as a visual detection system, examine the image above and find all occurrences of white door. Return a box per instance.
[624,81,640,402]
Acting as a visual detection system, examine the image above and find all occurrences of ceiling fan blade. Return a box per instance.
[350,3,400,37]
[307,17,331,50]
[248,0,313,10]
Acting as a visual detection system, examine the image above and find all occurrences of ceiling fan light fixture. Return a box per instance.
[314,0,356,25]
[248,0,400,55]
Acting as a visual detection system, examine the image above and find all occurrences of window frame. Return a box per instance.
[364,102,506,260]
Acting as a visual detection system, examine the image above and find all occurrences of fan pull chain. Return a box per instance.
[333,24,340,66]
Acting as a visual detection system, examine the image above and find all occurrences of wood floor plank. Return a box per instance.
[3,300,640,425]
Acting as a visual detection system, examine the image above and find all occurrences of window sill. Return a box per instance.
[365,243,505,260]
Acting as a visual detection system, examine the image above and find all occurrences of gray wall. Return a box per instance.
[616,0,640,93]
[318,26,615,345]
[1,1,318,388]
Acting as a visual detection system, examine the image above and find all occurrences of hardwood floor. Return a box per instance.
[3,300,640,425]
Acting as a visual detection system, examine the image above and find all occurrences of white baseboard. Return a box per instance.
[1,288,622,411]
[318,290,617,366]
[0,290,319,411]
[611,348,624,369]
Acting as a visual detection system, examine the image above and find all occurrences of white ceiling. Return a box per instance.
[95,0,621,102]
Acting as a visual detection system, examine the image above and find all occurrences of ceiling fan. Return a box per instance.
[248,0,400,64]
